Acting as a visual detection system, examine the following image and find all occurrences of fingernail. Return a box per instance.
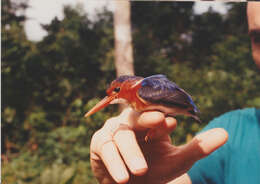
[130,157,148,175]
[115,171,129,184]
[145,135,149,142]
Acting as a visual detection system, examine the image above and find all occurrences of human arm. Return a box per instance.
[90,107,228,184]
[167,174,191,184]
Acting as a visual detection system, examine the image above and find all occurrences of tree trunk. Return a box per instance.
[113,0,134,111]
[113,0,134,77]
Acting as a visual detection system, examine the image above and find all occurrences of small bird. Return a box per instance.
[85,74,200,123]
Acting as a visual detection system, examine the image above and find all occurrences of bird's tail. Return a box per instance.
[188,109,201,123]
[191,115,201,123]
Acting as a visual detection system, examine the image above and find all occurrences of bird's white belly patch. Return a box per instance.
[110,99,189,117]
[142,105,188,116]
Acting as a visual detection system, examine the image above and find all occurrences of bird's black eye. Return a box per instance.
[114,87,120,93]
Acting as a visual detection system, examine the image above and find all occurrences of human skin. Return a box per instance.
[170,2,260,183]
[90,3,260,184]
[90,108,228,184]
[247,2,260,69]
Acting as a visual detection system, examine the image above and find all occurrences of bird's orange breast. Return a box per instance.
[118,79,150,111]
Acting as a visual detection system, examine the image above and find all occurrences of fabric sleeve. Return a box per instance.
[187,108,260,184]
[187,113,232,184]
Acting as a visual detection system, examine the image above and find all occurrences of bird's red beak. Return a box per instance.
[84,95,116,118]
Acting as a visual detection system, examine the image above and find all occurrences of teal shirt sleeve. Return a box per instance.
[187,108,260,184]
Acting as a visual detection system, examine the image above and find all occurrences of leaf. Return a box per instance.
[40,168,52,184]
[60,167,76,184]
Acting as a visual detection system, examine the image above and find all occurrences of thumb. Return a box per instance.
[180,128,228,164]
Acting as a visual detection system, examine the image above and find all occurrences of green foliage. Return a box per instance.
[2,152,96,184]
[2,1,260,183]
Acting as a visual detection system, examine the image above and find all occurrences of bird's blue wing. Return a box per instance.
[138,75,199,112]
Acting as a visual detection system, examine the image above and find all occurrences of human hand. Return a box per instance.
[90,107,228,184]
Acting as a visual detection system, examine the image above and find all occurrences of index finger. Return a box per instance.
[136,111,165,129]
[118,108,166,130]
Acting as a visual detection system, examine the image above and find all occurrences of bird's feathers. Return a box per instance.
[85,74,200,122]
[138,74,199,113]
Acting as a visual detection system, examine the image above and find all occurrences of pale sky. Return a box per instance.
[24,0,228,42]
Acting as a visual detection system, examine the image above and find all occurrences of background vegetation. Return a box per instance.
[2,1,260,183]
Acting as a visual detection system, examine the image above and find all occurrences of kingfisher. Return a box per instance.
[84,74,200,122]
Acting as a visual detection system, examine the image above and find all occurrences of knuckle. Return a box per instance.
[90,129,103,148]
[105,117,119,125]
[113,124,135,140]
[90,129,112,153]
[103,117,121,130]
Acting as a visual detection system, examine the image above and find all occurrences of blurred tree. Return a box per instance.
[2,2,260,184]
[2,4,115,183]
[2,0,32,154]
[113,0,134,110]
[131,1,194,77]
[189,8,225,67]
[113,0,134,76]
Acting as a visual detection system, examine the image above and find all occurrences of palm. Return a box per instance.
[90,109,228,184]
[128,134,193,184]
